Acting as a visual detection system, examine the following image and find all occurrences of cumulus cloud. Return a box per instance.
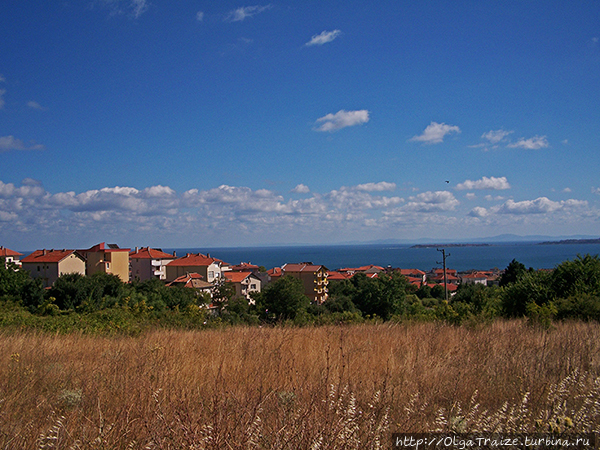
[0,136,45,152]
[455,176,511,191]
[314,109,370,132]
[507,135,549,150]
[2,179,597,248]
[494,197,587,215]
[404,191,459,212]
[291,184,310,194]
[482,129,513,144]
[0,88,6,109]
[409,122,461,144]
[355,182,396,192]
[593,187,600,195]
[196,11,204,21]
[305,30,342,46]
[225,5,272,22]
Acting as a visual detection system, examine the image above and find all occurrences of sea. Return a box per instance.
[164,242,600,273]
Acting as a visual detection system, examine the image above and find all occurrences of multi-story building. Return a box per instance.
[280,262,328,304]
[129,247,176,281]
[165,253,225,283]
[79,243,131,282]
[223,271,262,303]
[21,249,86,287]
[0,246,23,268]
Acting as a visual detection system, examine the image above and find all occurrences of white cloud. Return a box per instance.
[507,135,549,150]
[314,109,370,132]
[592,187,600,195]
[494,197,587,215]
[99,0,149,18]
[27,101,46,111]
[2,179,597,248]
[465,193,477,200]
[355,182,396,192]
[0,88,5,109]
[481,129,513,144]
[409,122,461,144]
[305,30,342,46]
[455,176,511,191]
[563,187,572,193]
[291,184,310,194]
[404,191,459,212]
[484,195,505,201]
[225,5,272,22]
[196,11,204,21]
[469,206,488,218]
[0,136,45,152]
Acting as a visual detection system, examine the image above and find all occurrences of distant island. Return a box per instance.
[537,238,600,245]
[410,243,492,249]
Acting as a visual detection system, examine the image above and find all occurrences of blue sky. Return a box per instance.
[1,1,599,250]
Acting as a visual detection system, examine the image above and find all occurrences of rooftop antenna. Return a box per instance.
[437,248,451,302]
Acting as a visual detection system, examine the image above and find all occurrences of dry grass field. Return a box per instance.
[1,320,599,449]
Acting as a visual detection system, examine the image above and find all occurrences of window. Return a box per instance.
[250,284,256,289]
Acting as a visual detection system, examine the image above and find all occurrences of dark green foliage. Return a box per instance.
[0,258,45,309]
[255,275,310,321]
[334,272,410,320]
[501,269,552,317]
[48,272,124,311]
[499,259,528,287]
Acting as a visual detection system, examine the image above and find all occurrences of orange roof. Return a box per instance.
[282,263,327,272]
[81,242,130,253]
[326,271,352,281]
[167,253,221,267]
[21,249,82,263]
[130,247,175,259]
[399,269,426,276]
[230,262,259,271]
[167,272,213,289]
[223,271,254,283]
[267,267,283,277]
[0,246,22,257]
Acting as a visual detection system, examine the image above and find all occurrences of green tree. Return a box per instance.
[256,275,309,321]
[501,269,552,317]
[499,259,528,287]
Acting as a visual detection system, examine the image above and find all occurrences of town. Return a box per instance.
[1,242,501,307]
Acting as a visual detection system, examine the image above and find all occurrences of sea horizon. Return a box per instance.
[164,241,600,273]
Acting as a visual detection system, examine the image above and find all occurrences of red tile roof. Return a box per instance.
[21,249,82,263]
[167,253,221,267]
[326,271,352,281]
[0,246,22,257]
[282,263,327,272]
[267,267,283,277]
[230,262,259,271]
[81,242,130,253]
[130,247,175,259]
[223,271,254,283]
[167,272,213,289]
[399,269,426,276]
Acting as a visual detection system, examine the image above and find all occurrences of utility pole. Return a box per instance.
[437,248,451,302]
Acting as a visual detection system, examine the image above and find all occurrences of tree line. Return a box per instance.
[1,254,599,333]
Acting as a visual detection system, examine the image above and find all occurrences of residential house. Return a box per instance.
[337,265,384,277]
[129,247,176,281]
[167,272,213,293]
[326,271,352,282]
[79,243,131,282]
[165,253,225,283]
[428,268,460,285]
[0,246,23,268]
[398,269,427,286]
[21,249,86,287]
[280,262,329,304]
[223,271,262,304]
[460,272,489,286]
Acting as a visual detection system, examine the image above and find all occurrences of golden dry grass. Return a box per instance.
[1,320,599,448]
